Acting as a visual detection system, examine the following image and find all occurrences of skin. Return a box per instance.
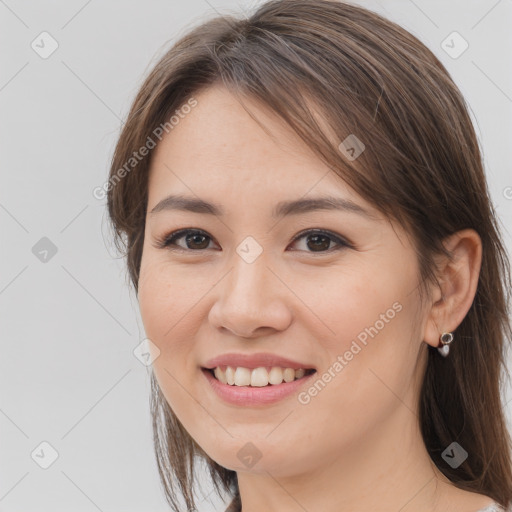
[138,85,491,512]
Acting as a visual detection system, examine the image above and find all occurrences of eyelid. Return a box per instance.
[154,227,353,252]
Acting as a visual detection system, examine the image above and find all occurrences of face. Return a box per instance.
[138,85,429,477]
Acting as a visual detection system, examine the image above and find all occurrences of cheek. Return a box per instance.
[138,257,208,428]
[296,261,422,415]
[291,262,408,355]
[138,257,205,350]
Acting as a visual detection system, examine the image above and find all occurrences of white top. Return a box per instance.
[476,503,508,512]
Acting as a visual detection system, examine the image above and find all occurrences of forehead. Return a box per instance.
[147,85,375,217]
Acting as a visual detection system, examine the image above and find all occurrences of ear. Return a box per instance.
[423,229,482,349]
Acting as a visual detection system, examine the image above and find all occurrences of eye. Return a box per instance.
[156,229,217,251]
[288,229,351,253]
[155,228,351,253]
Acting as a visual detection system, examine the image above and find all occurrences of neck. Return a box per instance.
[236,403,453,512]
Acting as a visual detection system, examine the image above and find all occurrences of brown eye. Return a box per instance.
[160,229,215,251]
[289,230,350,253]
[183,232,210,250]
[157,228,351,254]
[305,233,331,251]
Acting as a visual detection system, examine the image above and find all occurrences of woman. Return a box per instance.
[106,0,512,510]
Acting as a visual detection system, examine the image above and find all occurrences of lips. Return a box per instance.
[202,352,316,371]
[201,364,318,406]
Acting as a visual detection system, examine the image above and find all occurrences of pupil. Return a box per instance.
[187,233,209,249]
[307,234,329,251]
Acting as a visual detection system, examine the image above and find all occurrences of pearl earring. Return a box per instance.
[437,332,454,357]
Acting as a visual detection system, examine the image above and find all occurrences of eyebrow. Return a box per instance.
[150,194,376,219]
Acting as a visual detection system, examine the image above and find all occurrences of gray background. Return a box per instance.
[1,0,511,511]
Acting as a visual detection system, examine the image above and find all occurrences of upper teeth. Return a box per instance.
[213,366,307,386]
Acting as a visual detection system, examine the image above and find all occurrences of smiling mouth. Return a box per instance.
[203,366,316,387]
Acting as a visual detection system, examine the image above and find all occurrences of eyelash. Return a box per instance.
[154,228,352,254]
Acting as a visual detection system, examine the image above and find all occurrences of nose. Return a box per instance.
[208,251,293,338]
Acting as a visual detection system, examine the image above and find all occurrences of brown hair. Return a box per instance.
[106,0,512,510]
